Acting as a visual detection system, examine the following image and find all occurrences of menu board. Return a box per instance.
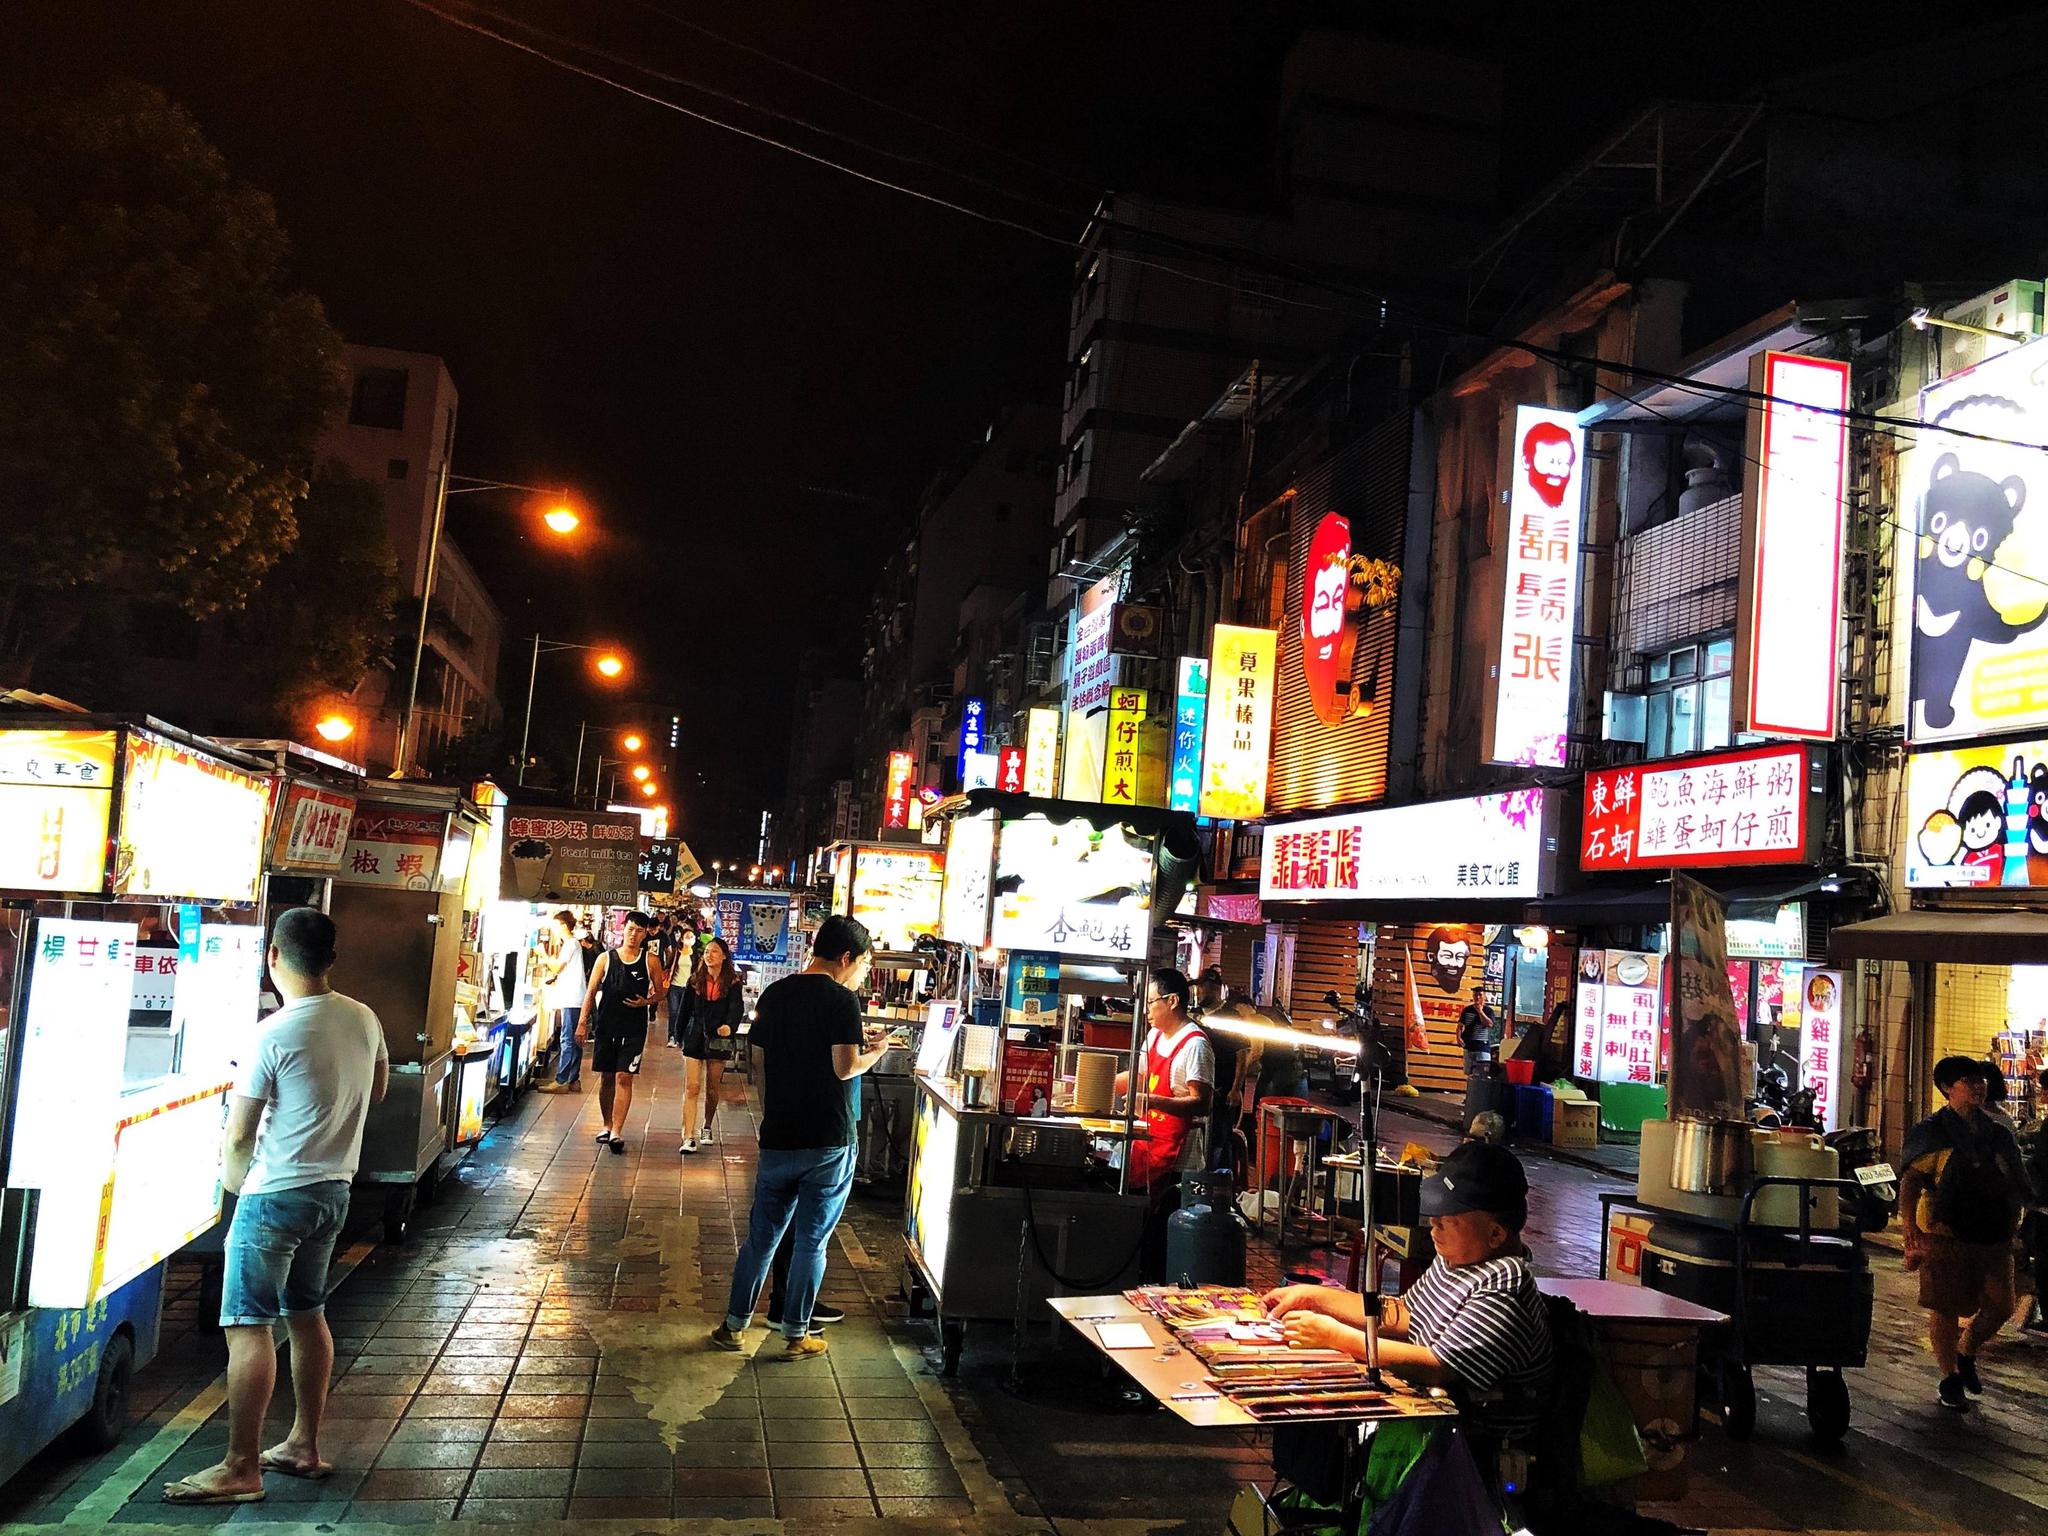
[501,806,641,906]
[8,919,137,1190]
[1578,950,1661,1086]
[269,783,356,872]
[342,807,445,890]
[938,812,996,946]
[990,813,1153,959]
[851,848,943,952]
[0,729,117,894]
[114,729,268,904]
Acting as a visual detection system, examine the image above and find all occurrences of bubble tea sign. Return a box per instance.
[501,806,641,906]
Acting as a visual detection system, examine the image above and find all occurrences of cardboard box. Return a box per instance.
[1553,1099,1599,1148]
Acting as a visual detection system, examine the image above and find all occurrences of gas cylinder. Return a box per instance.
[1166,1170,1246,1286]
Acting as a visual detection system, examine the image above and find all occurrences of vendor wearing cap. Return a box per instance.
[1264,1142,1554,1446]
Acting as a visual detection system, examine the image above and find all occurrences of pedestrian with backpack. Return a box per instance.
[1900,1055,2029,1410]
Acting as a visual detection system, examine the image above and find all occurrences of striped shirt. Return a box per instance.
[1401,1252,1553,1442]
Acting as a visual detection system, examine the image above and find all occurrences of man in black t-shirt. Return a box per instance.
[710,915,884,1360]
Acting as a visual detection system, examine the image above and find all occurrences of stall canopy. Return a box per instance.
[1829,910,2048,966]
[1528,871,1868,926]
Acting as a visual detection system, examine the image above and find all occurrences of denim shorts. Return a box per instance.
[220,1181,351,1327]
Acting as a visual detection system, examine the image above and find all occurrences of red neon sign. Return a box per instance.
[996,745,1026,794]
[1302,512,1355,726]
[1581,744,1814,871]
[882,751,914,830]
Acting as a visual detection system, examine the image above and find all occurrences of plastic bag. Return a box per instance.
[1578,1357,1651,1488]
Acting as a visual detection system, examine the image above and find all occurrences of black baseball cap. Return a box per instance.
[1420,1142,1529,1225]
[1933,1055,1989,1091]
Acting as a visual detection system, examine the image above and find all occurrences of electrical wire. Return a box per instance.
[401,0,2048,465]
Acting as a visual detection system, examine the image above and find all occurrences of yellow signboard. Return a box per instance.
[0,730,118,894]
[1103,688,1168,807]
[1023,707,1061,797]
[1199,626,1278,819]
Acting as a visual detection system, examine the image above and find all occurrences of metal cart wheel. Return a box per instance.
[1718,1361,1757,1440]
[939,1317,965,1377]
[1806,1367,1850,1446]
[383,1186,416,1244]
[72,1330,134,1453]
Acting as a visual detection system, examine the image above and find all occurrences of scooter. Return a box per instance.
[1823,1124,1898,1233]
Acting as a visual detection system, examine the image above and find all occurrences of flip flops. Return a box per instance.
[162,1479,265,1505]
[259,1452,333,1481]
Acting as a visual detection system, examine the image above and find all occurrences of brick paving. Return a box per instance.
[0,1047,2042,1534]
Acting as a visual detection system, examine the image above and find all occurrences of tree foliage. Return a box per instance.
[244,461,399,708]
[0,81,344,680]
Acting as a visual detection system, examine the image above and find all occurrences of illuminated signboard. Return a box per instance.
[958,697,986,775]
[270,783,356,872]
[502,807,640,905]
[1023,708,1061,797]
[1487,406,1585,767]
[961,751,998,791]
[990,813,1155,959]
[995,745,1026,794]
[883,750,915,830]
[938,810,996,946]
[1199,625,1277,819]
[1581,743,1820,871]
[114,729,268,904]
[1170,657,1208,813]
[1908,335,2048,742]
[851,847,944,951]
[1904,733,2048,888]
[1068,577,1117,715]
[1736,351,1851,740]
[1261,788,1552,902]
[1104,688,1151,807]
[1302,512,1357,725]
[1798,966,1844,1131]
[1576,950,1662,1086]
[0,729,117,894]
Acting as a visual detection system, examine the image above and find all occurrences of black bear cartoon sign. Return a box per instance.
[1910,340,2048,740]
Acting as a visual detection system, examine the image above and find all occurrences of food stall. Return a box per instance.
[820,841,945,1179]
[905,791,1199,1373]
[327,782,488,1241]
[0,717,269,1481]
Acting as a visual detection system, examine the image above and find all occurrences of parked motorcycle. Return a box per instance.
[1823,1124,1897,1233]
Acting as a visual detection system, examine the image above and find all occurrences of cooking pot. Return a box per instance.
[1668,1117,1753,1195]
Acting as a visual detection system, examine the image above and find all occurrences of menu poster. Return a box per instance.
[1596,950,1661,1086]
[1668,873,1745,1120]
[270,783,356,872]
[851,848,944,952]
[501,806,641,906]
[1573,950,1603,1078]
[720,891,793,965]
[8,919,137,1189]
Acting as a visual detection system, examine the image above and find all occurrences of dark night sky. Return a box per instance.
[5,0,2013,856]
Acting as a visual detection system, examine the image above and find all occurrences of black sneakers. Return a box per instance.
[1938,1372,1971,1412]
[1957,1354,1983,1395]
[766,1301,846,1329]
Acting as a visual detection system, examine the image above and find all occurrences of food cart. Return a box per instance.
[904,791,1199,1373]
[820,841,945,1179]
[326,782,488,1241]
[0,716,269,1482]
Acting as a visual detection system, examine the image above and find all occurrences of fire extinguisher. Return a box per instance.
[1851,1022,1876,1121]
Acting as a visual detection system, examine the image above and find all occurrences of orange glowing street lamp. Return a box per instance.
[640,781,658,798]
[519,639,630,786]
[543,504,581,535]
[631,764,652,782]
[314,714,354,743]
[594,653,625,679]
[622,732,644,753]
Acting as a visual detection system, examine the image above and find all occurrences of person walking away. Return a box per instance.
[1115,969,1215,1279]
[537,910,587,1093]
[1901,1055,2029,1410]
[578,911,668,1154]
[681,935,745,1153]
[710,916,884,1360]
[2022,1071,2048,1335]
[163,908,387,1504]
[1458,985,1497,1076]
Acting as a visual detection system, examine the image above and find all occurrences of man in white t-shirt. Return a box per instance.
[537,909,588,1093]
[164,908,387,1505]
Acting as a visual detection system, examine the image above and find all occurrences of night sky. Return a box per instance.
[4,0,2006,856]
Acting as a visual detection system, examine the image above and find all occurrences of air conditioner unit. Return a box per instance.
[1940,279,2045,371]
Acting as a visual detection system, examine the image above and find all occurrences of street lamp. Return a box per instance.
[622,733,644,753]
[314,714,354,743]
[395,471,582,777]
[640,781,658,797]
[631,764,652,782]
[573,726,648,802]
[516,636,630,786]
[543,504,580,535]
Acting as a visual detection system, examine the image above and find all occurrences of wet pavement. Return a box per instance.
[0,1044,2042,1534]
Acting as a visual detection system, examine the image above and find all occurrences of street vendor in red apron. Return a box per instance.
[1115,967,1215,1278]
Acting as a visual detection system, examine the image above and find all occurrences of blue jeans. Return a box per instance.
[725,1144,855,1338]
[220,1181,351,1327]
[555,1007,582,1084]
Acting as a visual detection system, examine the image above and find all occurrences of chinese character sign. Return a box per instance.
[1797,966,1844,1131]
[1260,789,1549,902]
[638,838,680,894]
[501,807,641,905]
[1103,689,1160,807]
[1907,335,2048,742]
[1489,405,1586,767]
[1737,351,1851,740]
[1068,578,1118,715]
[1170,656,1208,814]
[1582,744,1814,871]
[0,728,118,894]
[990,814,1154,959]
[1587,950,1661,1085]
[996,745,1026,794]
[271,784,356,872]
[9,919,137,1190]
[1668,873,1745,1120]
[1199,625,1277,819]
[882,751,915,830]
[938,810,995,946]
[1573,950,1603,1078]
[342,810,445,890]
[958,698,985,776]
[1022,708,1060,797]
[114,730,268,904]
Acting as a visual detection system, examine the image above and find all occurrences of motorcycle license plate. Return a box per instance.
[1855,1162,1896,1187]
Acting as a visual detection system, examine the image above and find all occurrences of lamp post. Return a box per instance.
[516,637,627,786]
[394,473,581,777]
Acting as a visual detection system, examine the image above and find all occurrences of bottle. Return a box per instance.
[2004,755,2030,887]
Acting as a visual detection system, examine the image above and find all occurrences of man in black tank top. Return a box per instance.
[577,911,669,1153]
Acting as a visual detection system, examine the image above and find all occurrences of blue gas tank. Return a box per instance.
[1166,1170,1246,1286]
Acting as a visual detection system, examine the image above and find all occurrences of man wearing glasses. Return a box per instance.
[710,916,885,1360]
[1116,968,1216,1278]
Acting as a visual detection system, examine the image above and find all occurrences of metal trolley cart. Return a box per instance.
[1601,1175,1871,1445]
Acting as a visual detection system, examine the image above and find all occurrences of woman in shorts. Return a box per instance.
[680,936,745,1154]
